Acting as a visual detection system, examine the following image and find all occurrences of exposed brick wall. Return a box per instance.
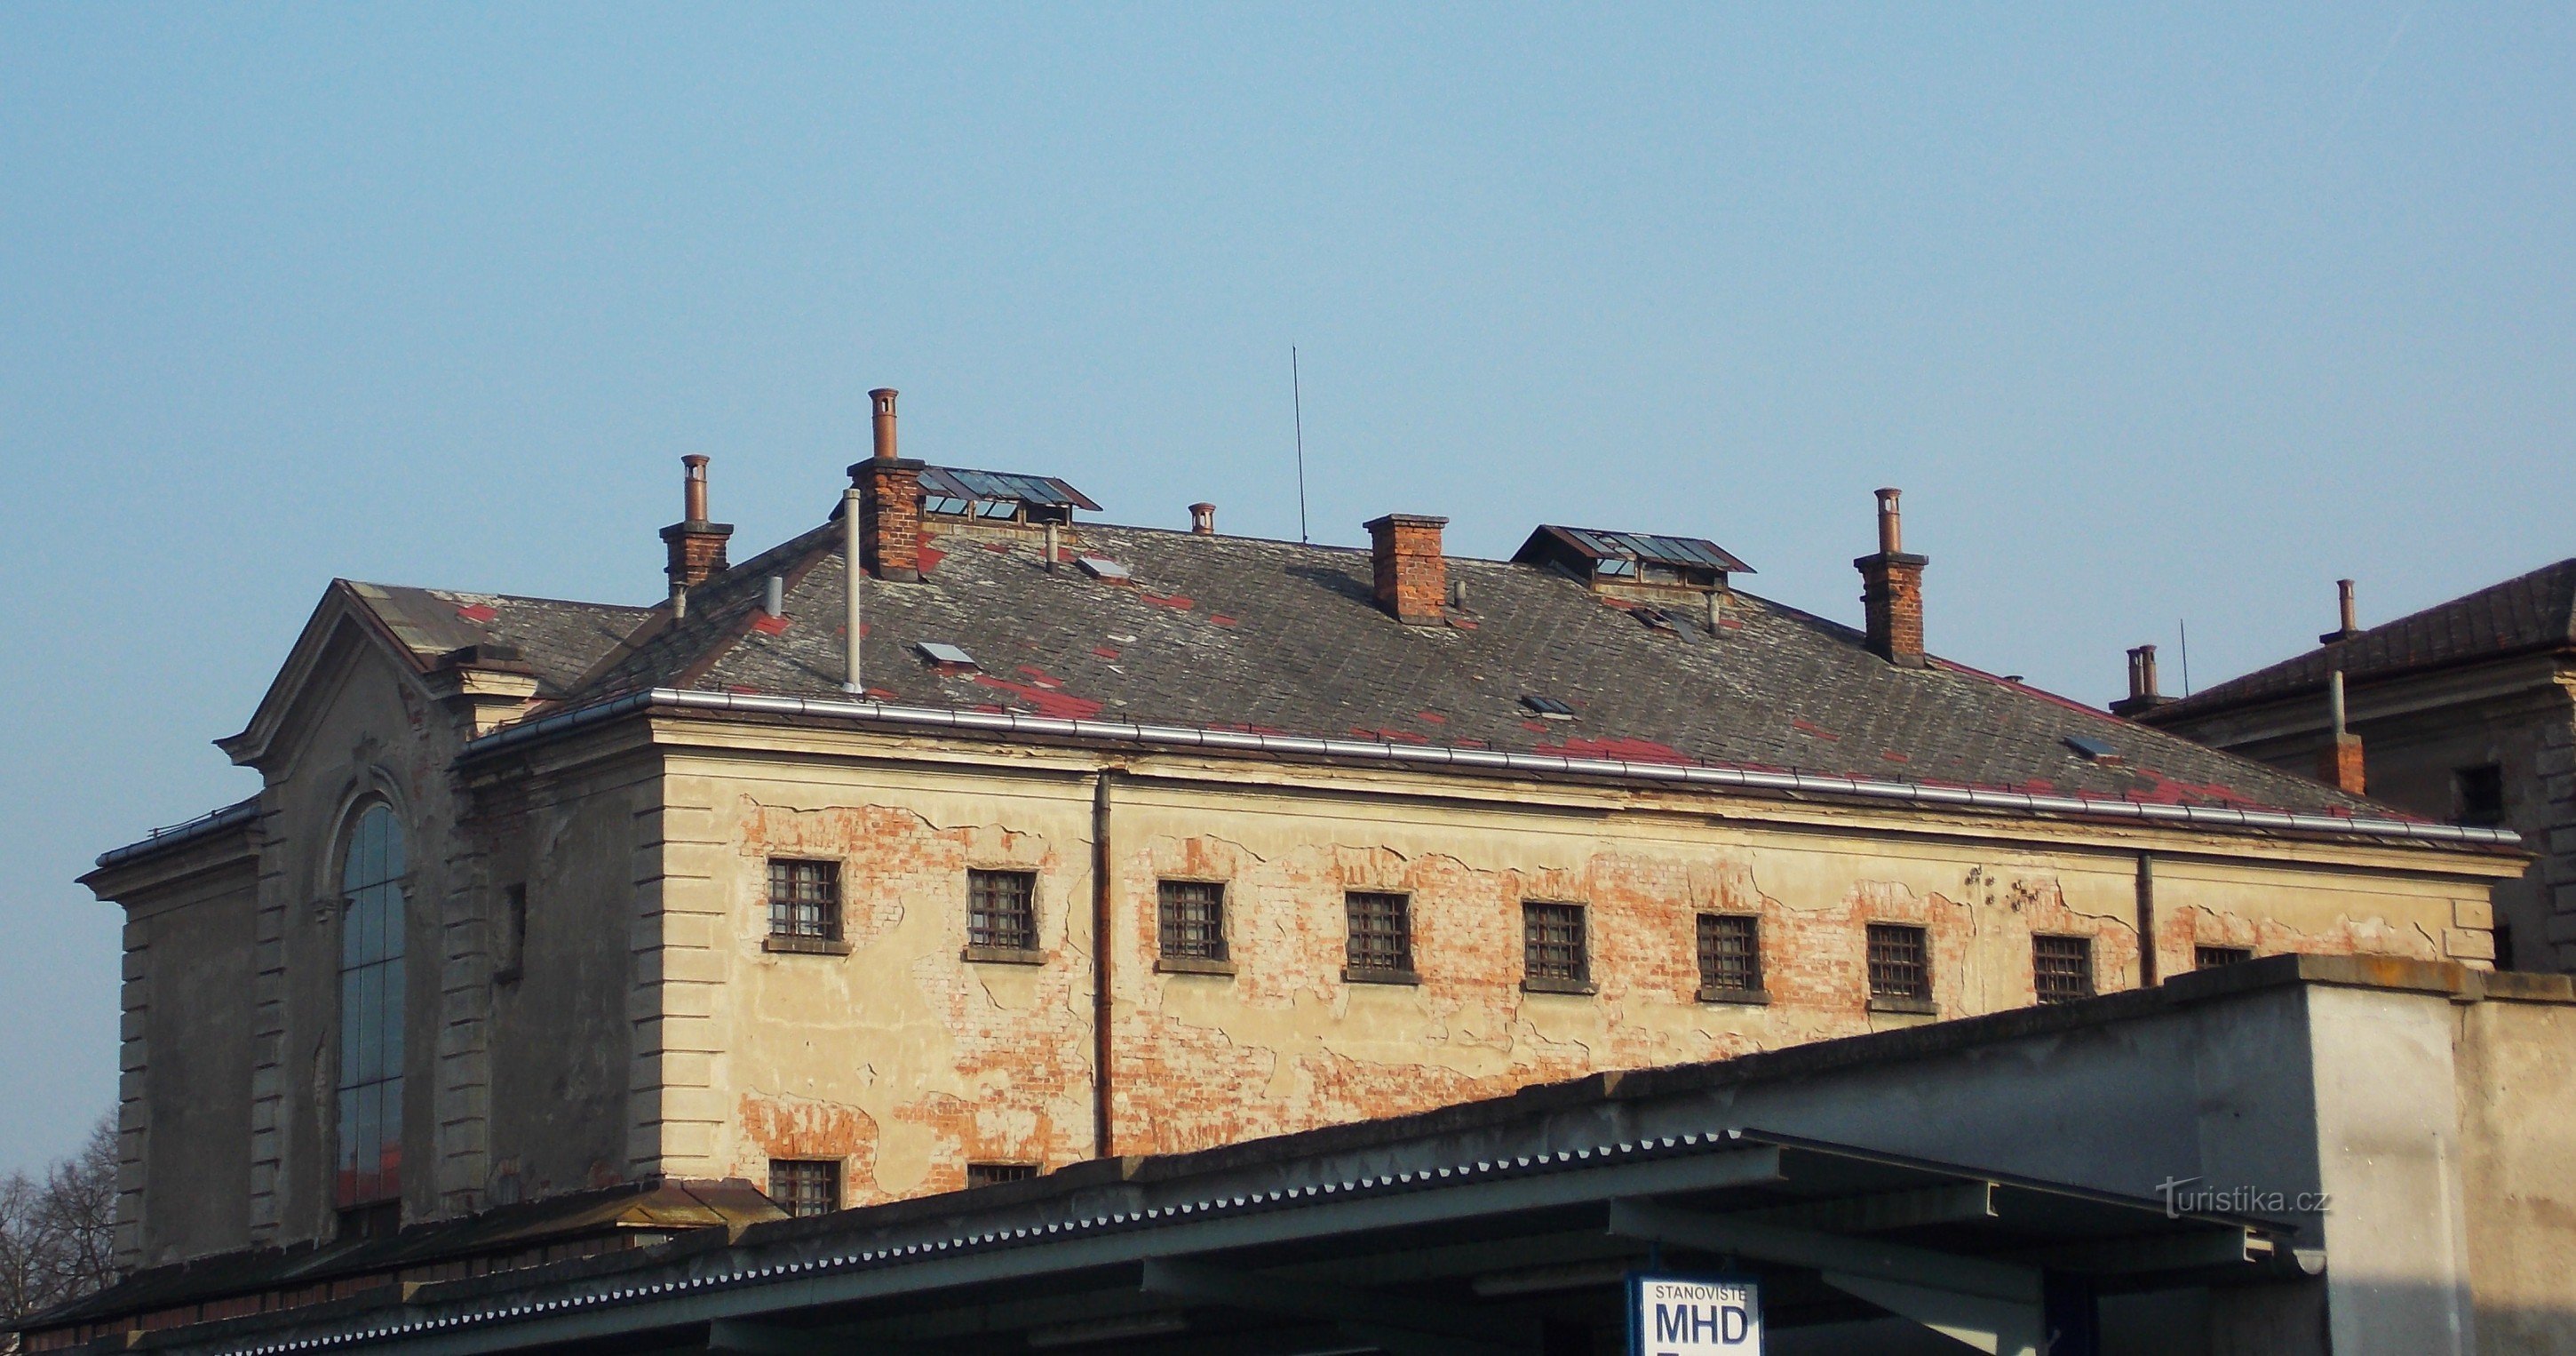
[660,523,734,588]
[1856,553,1928,666]
[1365,514,1449,625]
[855,461,925,583]
[2319,734,2367,794]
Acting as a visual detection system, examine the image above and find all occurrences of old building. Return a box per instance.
[76,392,2518,1300]
[2126,563,2576,973]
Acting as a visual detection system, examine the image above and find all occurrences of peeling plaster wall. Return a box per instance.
[650,737,2502,1206]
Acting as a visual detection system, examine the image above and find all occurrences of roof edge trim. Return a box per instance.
[463,689,2521,849]
[91,797,260,871]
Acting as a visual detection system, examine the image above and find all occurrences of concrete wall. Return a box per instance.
[644,726,2510,1209]
[2454,989,2576,1352]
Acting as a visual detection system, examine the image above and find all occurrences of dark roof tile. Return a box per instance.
[2144,558,2576,722]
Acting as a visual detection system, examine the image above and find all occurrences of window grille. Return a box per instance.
[1866,923,1931,1001]
[768,1159,840,1218]
[968,869,1038,952]
[767,860,841,941]
[1697,913,1761,993]
[1345,892,1413,975]
[1523,903,1588,985]
[2032,935,2095,1004]
[966,1162,1039,1188]
[2195,945,2253,969]
[1157,881,1228,961]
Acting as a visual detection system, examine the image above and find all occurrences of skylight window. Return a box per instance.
[923,496,972,516]
[2063,735,2121,764]
[973,500,1020,520]
[1520,695,1577,720]
[1077,556,1133,584]
[917,642,978,671]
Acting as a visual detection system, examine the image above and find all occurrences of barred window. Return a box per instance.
[1157,881,1228,961]
[2195,945,2253,970]
[1345,892,1413,976]
[1523,902,1588,985]
[767,860,840,941]
[1866,923,1931,1001]
[1697,913,1762,993]
[768,1160,840,1218]
[965,1162,1039,1189]
[2032,935,2094,1004]
[968,869,1038,952]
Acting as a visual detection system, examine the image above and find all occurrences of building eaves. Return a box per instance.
[88,797,259,872]
[461,686,2521,851]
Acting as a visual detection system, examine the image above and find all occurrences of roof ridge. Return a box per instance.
[2158,556,2576,717]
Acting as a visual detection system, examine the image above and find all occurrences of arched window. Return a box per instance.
[336,803,405,1208]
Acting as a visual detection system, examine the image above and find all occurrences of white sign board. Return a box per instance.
[1629,1273,1762,1356]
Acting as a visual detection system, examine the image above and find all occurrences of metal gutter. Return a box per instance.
[92,797,262,870]
[462,688,2522,849]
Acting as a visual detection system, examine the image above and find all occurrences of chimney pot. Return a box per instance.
[1189,502,1216,536]
[683,455,710,522]
[1854,488,1927,667]
[871,388,899,461]
[2321,578,2363,644]
[1364,514,1450,625]
[2111,643,2176,717]
[661,456,734,595]
[764,575,784,618]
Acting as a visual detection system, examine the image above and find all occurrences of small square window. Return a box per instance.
[1157,881,1228,962]
[968,870,1038,952]
[2032,935,2095,1005]
[1345,892,1414,977]
[2195,945,2253,970]
[768,1160,840,1218]
[2454,764,2507,827]
[1697,914,1762,994]
[1867,923,1931,1002]
[1523,902,1589,988]
[965,1162,1039,1189]
[767,860,840,942]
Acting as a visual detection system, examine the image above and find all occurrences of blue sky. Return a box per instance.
[1,4,2568,1172]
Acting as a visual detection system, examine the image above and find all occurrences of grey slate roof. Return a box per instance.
[545,514,2388,817]
[2142,558,2576,723]
[344,582,654,698]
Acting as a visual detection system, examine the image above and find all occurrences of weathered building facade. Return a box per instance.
[2130,563,2576,973]
[81,396,2520,1284]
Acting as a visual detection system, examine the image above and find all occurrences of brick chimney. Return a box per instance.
[847,388,925,582]
[660,454,734,601]
[1364,514,1448,625]
[2110,643,2173,718]
[1854,488,1927,667]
